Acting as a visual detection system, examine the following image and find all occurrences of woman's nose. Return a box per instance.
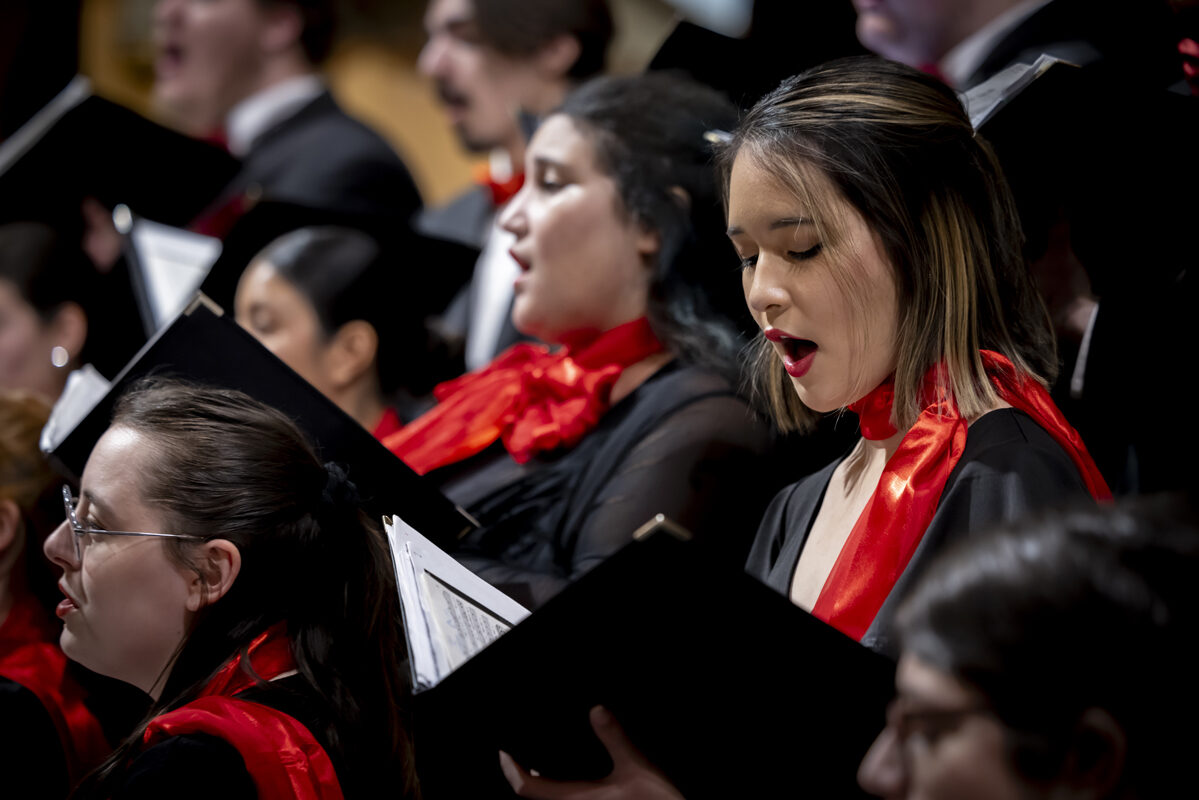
[498,185,530,238]
[417,35,446,78]
[742,255,790,316]
[857,726,907,799]
[44,518,79,570]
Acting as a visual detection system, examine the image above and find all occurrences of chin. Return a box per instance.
[790,380,842,415]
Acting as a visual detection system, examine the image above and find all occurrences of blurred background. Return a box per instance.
[43,0,680,205]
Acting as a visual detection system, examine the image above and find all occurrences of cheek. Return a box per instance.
[71,550,193,670]
[911,729,1028,800]
[0,320,50,385]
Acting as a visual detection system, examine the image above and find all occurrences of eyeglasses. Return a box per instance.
[62,485,204,562]
[886,697,994,754]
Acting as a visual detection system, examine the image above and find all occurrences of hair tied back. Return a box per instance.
[320,462,361,521]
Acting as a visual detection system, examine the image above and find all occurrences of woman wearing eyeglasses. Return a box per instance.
[43,378,415,799]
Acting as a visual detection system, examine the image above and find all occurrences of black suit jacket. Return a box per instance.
[224,90,422,221]
[966,0,1182,88]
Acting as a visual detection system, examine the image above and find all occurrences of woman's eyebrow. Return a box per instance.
[726,217,814,237]
[81,489,108,520]
[532,155,569,173]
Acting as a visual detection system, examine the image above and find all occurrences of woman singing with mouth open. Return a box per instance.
[498,55,1114,799]
[731,56,1110,653]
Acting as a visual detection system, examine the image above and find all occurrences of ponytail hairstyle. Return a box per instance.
[81,378,415,798]
[720,56,1056,433]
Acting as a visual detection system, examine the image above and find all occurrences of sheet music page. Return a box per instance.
[40,365,111,454]
[420,571,515,672]
[384,516,529,691]
[128,218,222,331]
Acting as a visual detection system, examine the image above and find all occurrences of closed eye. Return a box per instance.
[738,254,758,271]
[789,243,823,261]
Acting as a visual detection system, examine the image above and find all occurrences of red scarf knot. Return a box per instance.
[384,318,664,474]
[814,350,1111,641]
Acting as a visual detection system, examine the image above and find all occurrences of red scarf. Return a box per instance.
[0,587,111,786]
[385,318,664,475]
[372,407,404,446]
[811,350,1111,641]
[141,625,343,800]
[473,161,525,207]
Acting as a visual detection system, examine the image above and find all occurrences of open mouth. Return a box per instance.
[156,42,185,77]
[509,249,531,272]
[436,82,470,110]
[764,328,818,377]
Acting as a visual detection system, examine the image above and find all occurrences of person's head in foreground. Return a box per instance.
[861,499,1199,799]
[43,378,413,796]
[721,55,1056,432]
[500,70,748,377]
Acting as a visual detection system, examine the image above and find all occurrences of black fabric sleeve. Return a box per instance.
[111,734,256,800]
[1,678,70,800]
[460,394,774,606]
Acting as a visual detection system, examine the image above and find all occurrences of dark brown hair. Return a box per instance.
[82,378,415,797]
[897,499,1199,795]
[558,72,750,380]
[472,0,612,79]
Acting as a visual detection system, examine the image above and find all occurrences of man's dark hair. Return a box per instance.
[473,0,612,79]
[262,0,337,65]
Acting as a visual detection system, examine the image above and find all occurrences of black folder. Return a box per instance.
[0,77,239,227]
[46,294,475,546]
[412,524,895,799]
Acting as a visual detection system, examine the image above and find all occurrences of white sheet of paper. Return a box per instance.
[385,516,529,691]
[129,219,222,332]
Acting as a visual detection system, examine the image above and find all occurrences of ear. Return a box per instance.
[325,320,379,390]
[185,539,242,612]
[48,302,88,364]
[0,498,24,566]
[258,2,305,57]
[1054,708,1128,800]
[534,33,582,80]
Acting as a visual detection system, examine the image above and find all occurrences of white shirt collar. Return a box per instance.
[225,74,324,157]
[939,0,1053,87]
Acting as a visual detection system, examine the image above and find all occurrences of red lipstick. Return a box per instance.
[763,327,818,378]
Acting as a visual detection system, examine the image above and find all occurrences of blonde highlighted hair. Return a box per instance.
[721,57,1057,433]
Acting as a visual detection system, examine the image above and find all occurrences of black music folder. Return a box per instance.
[0,76,238,226]
[45,293,475,545]
[411,520,895,799]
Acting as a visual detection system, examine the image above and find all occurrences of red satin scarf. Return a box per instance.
[141,625,343,800]
[811,350,1112,641]
[0,588,111,786]
[385,317,664,475]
